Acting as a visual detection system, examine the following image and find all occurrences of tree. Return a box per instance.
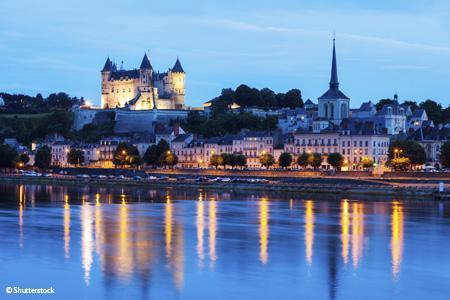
[297,153,310,169]
[67,148,85,166]
[283,89,304,109]
[440,141,450,168]
[34,145,51,170]
[361,157,374,170]
[0,144,18,170]
[308,153,323,170]
[259,153,275,169]
[402,100,418,111]
[220,153,232,169]
[390,157,411,171]
[113,142,140,168]
[420,100,442,125]
[375,99,397,111]
[388,140,426,166]
[235,84,260,107]
[18,153,30,165]
[278,152,293,169]
[327,152,344,170]
[235,154,247,168]
[209,154,223,169]
[260,88,277,108]
[143,145,160,166]
[159,151,178,168]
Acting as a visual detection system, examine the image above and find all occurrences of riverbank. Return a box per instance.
[0,174,439,198]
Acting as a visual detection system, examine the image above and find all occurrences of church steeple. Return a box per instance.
[329,38,339,89]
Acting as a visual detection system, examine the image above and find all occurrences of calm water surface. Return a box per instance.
[0,183,449,300]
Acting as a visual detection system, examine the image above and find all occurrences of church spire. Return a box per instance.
[329,38,339,89]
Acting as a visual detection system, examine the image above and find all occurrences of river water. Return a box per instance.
[0,183,449,300]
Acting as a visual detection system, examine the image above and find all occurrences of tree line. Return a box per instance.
[0,92,85,113]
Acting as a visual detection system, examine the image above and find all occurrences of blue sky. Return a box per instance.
[1,0,450,108]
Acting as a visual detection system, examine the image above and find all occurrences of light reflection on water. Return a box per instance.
[1,183,450,300]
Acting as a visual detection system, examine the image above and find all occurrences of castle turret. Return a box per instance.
[101,57,113,108]
[170,58,185,109]
[138,53,155,110]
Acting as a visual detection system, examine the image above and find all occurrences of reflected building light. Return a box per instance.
[173,224,185,291]
[305,200,314,266]
[165,195,173,259]
[352,203,364,269]
[289,199,293,210]
[64,198,71,259]
[117,200,132,281]
[209,197,217,265]
[259,197,269,264]
[19,185,25,248]
[391,201,404,280]
[95,193,100,206]
[81,203,93,286]
[197,193,205,265]
[341,200,350,265]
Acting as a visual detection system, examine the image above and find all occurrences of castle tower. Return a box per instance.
[138,53,155,110]
[170,58,185,109]
[101,57,113,108]
[318,38,350,125]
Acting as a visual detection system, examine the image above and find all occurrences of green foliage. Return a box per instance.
[390,157,411,171]
[375,99,397,111]
[143,140,170,166]
[420,99,443,125]
[0,111,73,146]
[234,154,247,168]
[209,154,223,169]
[327,152,344,170]
[67,148,85,166]
[183,111,277,138]
[388,140,426,165]
[159,151,178,168]
[209,85,304,115]
[440,141,450,168]
[0,92,84,113]
[18,153,30,164]
[0,144,18,169]
[278,152,293,169]
[308,153,323,169]
[297,153,310,168]
[73,120,115,143]
[113,142,140,167]
[259,153,275,169]
[361,157,374,169]
[34,146,51,170]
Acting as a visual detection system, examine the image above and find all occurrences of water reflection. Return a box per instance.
[305,200,314,265]
[196,193,205,265]
[259,197,269,264]
[391,201,404,279]
[341,200,350,265]
[352,203,364,269]
[4,184,450,300]
[209,196,217,265]
[64,195,70,259]
[81,203,94,286]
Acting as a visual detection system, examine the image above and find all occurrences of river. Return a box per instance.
[0,183,449,299]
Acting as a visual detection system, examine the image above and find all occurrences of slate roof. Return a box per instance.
[172,58,185,73]
[411,108,426,118]
[359,101,374,111]
[140,53,152,69]
[110,70,140,80]
[409,126,450,141]
[102,57,112,72]
[172,134,191,143]
[375,102,406,116]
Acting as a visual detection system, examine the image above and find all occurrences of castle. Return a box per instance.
[100,53,185,110]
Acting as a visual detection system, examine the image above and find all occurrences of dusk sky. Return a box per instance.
[1,0,450,107]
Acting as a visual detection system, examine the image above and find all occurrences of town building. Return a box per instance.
[408,124,450,167]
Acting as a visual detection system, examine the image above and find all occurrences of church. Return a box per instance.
[100,53,185,110]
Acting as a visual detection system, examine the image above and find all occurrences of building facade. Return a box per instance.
[100,54,185,110]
